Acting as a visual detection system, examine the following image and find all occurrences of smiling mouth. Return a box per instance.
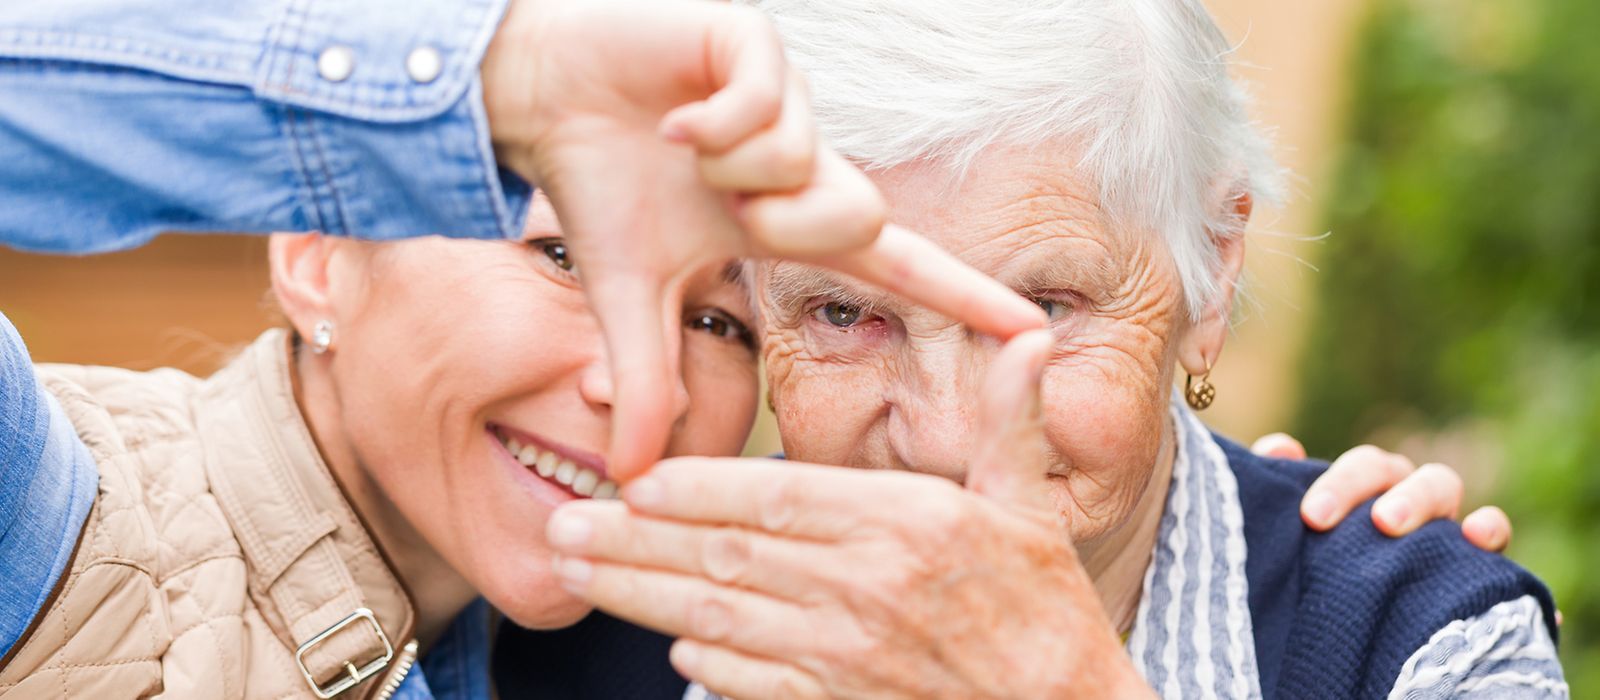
[490,424,620,500]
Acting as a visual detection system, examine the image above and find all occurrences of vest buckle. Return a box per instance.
[295,607,395,698]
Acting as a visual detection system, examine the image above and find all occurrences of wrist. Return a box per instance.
[479,0,548,181]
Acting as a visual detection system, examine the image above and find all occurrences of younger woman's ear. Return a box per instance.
[1179,192,1252,376]
[268,233,337,335]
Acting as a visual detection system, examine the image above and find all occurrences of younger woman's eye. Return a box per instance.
[686,309,755,350]
[531,238,575,273]
[817,302,864,328]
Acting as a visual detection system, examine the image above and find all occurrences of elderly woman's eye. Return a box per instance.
[1033,297,1075,323]
[817,302,864,328]
[686,309,755,350]
[531,238,575,272]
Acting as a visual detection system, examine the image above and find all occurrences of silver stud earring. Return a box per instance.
[310,320,335,355]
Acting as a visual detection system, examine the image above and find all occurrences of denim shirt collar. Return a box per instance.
[391,599,493,700]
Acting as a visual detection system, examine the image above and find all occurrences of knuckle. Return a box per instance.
[771,671,821,700]
[1417,462,1464,497]
[1342,444,1390,471]
[701,527,754,584]
[757,474,802,533]
[768,141,816,186]
[687,593,735,643]
[839,186,887,248]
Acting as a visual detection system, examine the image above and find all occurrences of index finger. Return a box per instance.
[622,457,951,540]
[828,224,1047,339]
[590,273,686,482]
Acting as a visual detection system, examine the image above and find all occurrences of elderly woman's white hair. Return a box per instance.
[743,0,1285,319]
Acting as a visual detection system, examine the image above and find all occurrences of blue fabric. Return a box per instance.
[495,610,689,700]
[0,312,99,659]
[1221,436,1559,700]
[0,0,530,250]
[391,598,493,700]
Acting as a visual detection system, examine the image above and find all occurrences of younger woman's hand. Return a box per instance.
[1251,434,1512,552]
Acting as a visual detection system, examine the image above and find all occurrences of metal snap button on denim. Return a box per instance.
[317,46,355,83]
[406,47,442,84]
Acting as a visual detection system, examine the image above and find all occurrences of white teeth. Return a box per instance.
[535,450,558,478]
[572,469,598,496]
[499,431,616,498]
[516,445,538,466]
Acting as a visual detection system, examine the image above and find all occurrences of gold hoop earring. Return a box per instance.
[1185,362,1215,410]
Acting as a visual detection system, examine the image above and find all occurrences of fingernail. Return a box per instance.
[1303,492,1336,528]
[625,477,664,509]
[547,511,592,548]
[554,556,593,592]
[1375,498,1411,531]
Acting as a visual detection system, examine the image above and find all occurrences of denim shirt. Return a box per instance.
[0,0,535,683]
[393,599,494,700]
[0,0,530,251]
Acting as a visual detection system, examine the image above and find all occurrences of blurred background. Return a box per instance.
[2,0,1596,691]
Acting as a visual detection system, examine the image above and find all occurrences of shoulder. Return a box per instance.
[1391,594,1567,698]
[1209,434,1560,698]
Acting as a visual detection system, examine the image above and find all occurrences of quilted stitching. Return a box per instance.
[1,356,330,698]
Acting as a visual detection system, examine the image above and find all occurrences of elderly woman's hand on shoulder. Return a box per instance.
[546,331,1155,699]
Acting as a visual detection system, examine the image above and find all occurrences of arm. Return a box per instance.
[0,0,528,251]
[1,0,1045,475]
[0,313,98,659]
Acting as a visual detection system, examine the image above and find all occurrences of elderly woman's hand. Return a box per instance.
[1249,434,1513,552]
[482,0,1045,479]
[546,332,1155,699]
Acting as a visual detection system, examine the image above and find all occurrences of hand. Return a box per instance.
[481,0,1045,478]
[1251,434,1512,552]
[546,331,1154,699]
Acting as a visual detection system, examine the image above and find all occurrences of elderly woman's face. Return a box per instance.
[762,144,1191,542]
[313,198,759,628]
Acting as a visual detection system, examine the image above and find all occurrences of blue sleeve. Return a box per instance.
[0,0,530,253]
[0,312,98,659]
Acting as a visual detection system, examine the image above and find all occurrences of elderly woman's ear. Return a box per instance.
[1177,192,1252,379]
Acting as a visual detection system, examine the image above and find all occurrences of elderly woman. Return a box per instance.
[539,1,1566,698]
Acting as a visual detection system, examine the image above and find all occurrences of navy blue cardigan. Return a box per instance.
[493,440,1559,699]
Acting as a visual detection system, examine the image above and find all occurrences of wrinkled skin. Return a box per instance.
[546,134,1522,698]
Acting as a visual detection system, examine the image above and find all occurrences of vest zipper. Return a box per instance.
[372,639,420,700]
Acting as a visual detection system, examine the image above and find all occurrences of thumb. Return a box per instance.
[588,272,685,483]
[965,329,1055,512]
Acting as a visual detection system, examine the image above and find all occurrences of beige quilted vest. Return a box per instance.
[0,330,423,699]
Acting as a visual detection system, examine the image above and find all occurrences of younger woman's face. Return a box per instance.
[316,198,759,628]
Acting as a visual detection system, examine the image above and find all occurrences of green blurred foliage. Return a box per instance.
[1292,0,1600,691]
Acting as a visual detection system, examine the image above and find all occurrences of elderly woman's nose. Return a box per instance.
[885,342,985,480]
